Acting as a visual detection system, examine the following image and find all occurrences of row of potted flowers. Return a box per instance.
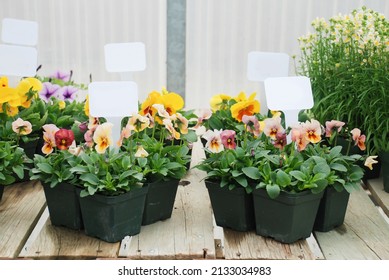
[0,72,201,243]
[194,92,377,243]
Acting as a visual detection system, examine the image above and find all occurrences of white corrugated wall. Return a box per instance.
[186,0,389,109]
[1,0,389,107]
[0,0,166,101]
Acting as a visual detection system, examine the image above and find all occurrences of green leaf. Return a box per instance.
[80,173,99,185]
[313,163,331,176]
[235,175,248,188]
[276,170,291,187]
[231,170,242,178]
[266,184,280,199]
[122,156,131,169]
[290,170,306,181]
[242,167,261,180]
[329,146,342,158]
[36,163,53,174]
[137,157,147,168]
[12,166,24,179]
[70,166,89,173]
[330,163,347,172]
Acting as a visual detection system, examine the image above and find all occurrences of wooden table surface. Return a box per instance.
[1,141,389,260]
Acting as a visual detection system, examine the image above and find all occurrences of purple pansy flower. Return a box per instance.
[51,70,70,81]
[39,82,61,102]
[58,86,78,101]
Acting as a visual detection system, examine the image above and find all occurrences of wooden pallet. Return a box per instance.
[1,141,389,260]
[0,181,46,259]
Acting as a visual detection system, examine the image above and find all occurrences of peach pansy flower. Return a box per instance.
[350,128,366,151]
[135,145,149,158]
[163,118,180,140]
[302,119,322,143]
[364,155,378,170]
[325,120,345,137]
[42,124,60,155]
[127,114,150,132]
[194,109,212,129]
[291,126,309,151]
[202,129,224,153]
[12,118,32,135]
[93,122,113,154]
[264,116,284,140]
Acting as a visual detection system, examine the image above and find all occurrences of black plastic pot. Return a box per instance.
[142,179,180,225]
[0,185,4,202]
[77,186,149,243]
[43,182,83,230]
[19,139,39,159]
[253,188,323,243]
[314,187,350,232]
[205,180,255,232]
[380,151,389,193]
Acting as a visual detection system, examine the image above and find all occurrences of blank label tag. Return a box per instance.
[265,76,313,137]
[104,42,146,73]
[247,52,289,81]
[88,81,139,117]
[0,44,37,76]
[264,76,313,111]
[88,81,139,148]
[1,18,38,46]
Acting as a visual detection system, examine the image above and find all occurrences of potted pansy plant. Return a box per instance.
[126,88,197,225]
[246,116,375,242]
[30,125,84,230]
[195,91,261,232]
[65,119,149,242]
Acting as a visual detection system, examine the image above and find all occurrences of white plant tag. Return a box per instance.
[247,51,289,114]
[104,42,146,73]
[88,81,139,148]
[264,76,314,142]
[247,52,289,82]
[0,44,37,76]
[1,18,38,46]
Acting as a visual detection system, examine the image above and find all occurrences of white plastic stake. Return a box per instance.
[1,18,38,46]
[0,44,37,76]
[264,76,314,142]
[88,81,139,150]
[104,42,146,80]
[0,18,38,77]
[247,52,289,115]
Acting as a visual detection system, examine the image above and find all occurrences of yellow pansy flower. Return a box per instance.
[210,94,231,111]
[230,98,260,122]
[84,95,90,117]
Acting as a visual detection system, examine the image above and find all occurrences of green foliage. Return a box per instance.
[196,125,366,198]
[46,99,87,128]
[0,141,30,185]
[70,149,145,197]
[30,151,82,188]
[296,7,389,153]
[122,134,190,183]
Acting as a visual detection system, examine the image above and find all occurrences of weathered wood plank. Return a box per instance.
[19,207,120,259]
[365,176,389,218]
[315,186,389,259]
[121,141,215,259]
[223,229,317,260]
[0,181,46,258]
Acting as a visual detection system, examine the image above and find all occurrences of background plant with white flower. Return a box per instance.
[296,6,389,155]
